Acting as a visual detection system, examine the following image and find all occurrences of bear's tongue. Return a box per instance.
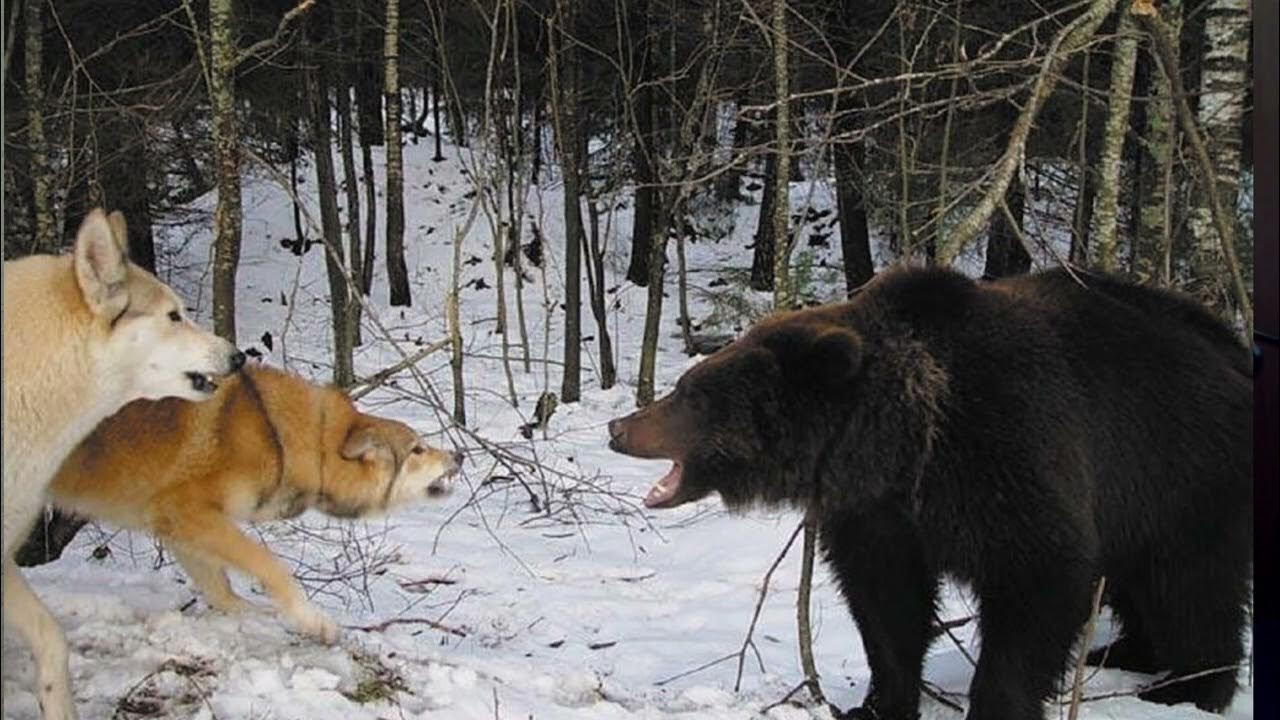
[644,462,683,508]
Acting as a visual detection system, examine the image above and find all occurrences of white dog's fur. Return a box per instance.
[2,209,242,720]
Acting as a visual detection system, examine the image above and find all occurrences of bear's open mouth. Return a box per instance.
[644,462,683,509]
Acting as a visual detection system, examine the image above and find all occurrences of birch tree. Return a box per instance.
[1137,0,1181,283]
[336,62,365,344]
[1091,11,1140,271]
[385,0,411,306]
[1187,0,1250,293]
[210,0,242,342]
[771,0,793,309]
[25,0,54,253]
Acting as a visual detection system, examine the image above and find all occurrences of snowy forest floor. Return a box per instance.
[2,131,1255,720]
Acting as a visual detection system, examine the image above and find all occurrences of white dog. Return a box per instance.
[2,209,243,720]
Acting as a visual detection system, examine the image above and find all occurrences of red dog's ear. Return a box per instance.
[341,422,389,462]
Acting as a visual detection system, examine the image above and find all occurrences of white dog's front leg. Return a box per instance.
[2,558,78,720]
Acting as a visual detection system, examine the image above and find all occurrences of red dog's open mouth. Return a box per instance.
[644,462,683,508]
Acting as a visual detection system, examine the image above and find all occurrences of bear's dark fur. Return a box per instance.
[608,267,1251,720]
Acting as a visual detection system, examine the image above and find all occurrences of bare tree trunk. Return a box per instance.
[674,226,694,356]
[548,2,582,404]
[771,0,793,310]
[626,0,654,287]
[983,173,1030,278]
[100,117,156,272]
[717,108,748,202]
[448,222,467,426]
[931,2,964,265]
[432,71,445,161]
[360,141,373,293]
[530,91,543,184]
[750,152,778,290]
[489,0,518,407]
[25,0,54,253]
[834,140,873,296]
[385,0,411,307]
[1137,1,1180,283]
[508,3,532,373]
[1186,0,1250,298]
[1091,11,1139,272]
[287,131,307,249]
[585,199,618,386]
[1071,50,1094,266]
[307,61,355,387]
[210,0,242,343]
[336,76,365,344]
[636,202,670,406]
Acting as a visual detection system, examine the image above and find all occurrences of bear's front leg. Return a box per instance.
[821,505,937,720]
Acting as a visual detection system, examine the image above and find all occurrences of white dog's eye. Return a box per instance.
[168,311,181,322]
[411,446,425,455]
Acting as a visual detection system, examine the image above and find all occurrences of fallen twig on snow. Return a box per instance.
[348,616,468,638]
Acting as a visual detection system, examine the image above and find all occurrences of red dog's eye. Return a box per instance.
[411,446,425,455]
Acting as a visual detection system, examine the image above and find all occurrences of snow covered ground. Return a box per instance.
[2,129,1254,719]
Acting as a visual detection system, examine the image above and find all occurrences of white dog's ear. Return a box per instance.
[74,208,130,320]
[106,210,130,252]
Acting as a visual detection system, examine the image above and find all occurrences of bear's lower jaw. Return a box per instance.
[643,462,683,508]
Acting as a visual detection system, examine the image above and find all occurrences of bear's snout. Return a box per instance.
[607,418,629,453]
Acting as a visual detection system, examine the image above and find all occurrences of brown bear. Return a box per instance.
[608,266,1251,720]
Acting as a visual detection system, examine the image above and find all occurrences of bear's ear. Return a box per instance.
[803,327,864,387]
[763,324,864,390]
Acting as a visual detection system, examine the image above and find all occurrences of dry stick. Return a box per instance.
[349,339,452,401]
[760,679,811,714]
[1067,576,1107,720]
[654,652,740,687]
[734,520,806,691]
[1133,2,1252,335]
[233,0,315,70]
[796,507,826,705]
[938,0,1119,265]
[921,682,966,713]
[1075,664,1245,704]
[348,616,468,638]
[935,611,978,669]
